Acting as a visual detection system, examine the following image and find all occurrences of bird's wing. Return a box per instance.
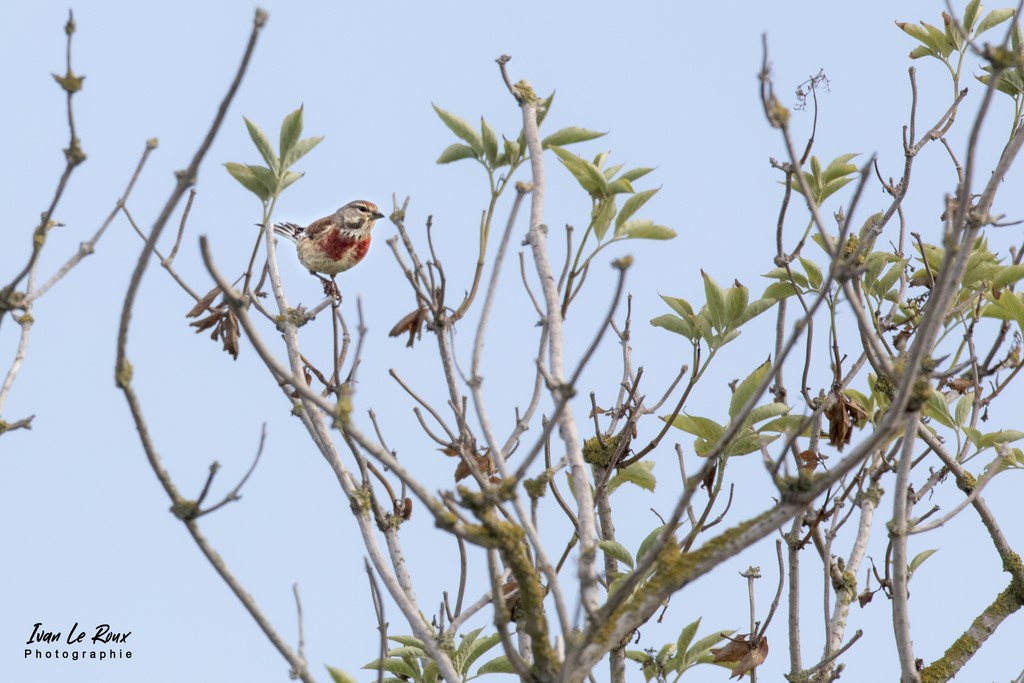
[302,215,335,240]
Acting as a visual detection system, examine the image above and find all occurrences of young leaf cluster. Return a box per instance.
[788,153,859,206]
[553,148,675,313]
[434,93,604,172]
[357,630,507,683]
[897,1,1014,62]
[898,1,1022,125]
[624,618,732,682]
[224,105,323,205]
[432,94,612,317]
[665,359,792,458]
[651,272,776,352]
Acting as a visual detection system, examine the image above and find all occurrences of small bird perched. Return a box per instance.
[273,199,384,299]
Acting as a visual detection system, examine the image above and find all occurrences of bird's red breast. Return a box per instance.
[322,230,371,266]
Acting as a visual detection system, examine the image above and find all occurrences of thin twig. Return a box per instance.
[365,560,388,683]
[194,423,267,518]
[291,584,309,679]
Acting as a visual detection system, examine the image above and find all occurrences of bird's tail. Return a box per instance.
[270,222,304,242]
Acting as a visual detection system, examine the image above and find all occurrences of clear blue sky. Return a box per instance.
[3,0,1023,681]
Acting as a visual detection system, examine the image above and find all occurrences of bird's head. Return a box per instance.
[336,200,385,231]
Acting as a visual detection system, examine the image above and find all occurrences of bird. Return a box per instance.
[272,200,384,299]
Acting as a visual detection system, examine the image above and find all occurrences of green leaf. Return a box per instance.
[618,166,656,182]
[993,264,1024,290]
[618,219,675,240]
[464,632,502,673]
[362,658,418,678]
[763,281,798,300]
[964,0,981,32]
[691,312,715,345]
[433,104,483,155]
[477,655,516,675]
[536,91,555,127]
[977,8,1014,35]
[954,392,974,427]
[724,283,749,328]
[863,251,891,289]
[729,359,771,422]
[822,152,859,182]
[977,429,1024,448]
[651,314,696,339]
[809,155,823,185]
[908,548,938,579]
[766,266,811,289]
[481,117,499,166]
[456,627,484,660]
[603,163,624,179]
[247,164,279,195]
[636,524,671,564]
[388,635,426,648]
[675,619,700,662]
[655,643,676,669]
[874,259,909,299]
[726,430,775,456]
[762,266,794,281]
[660,294,694,317]
[719,327,741,347]
[607,573,629,600]
[599,539,636,569]
[747,402,791,427]
[897,21,942,52]
[606,178,635,195]
[667,414,725,442]
[987,292,1024,330]
[818,176,856,204]
[437,143,478,164]
[243,117,279,173]
[986,447,1024,475]
[963,248,1001,287]
[279,170,304,193]
[758,414,814,436]
[922,390,955,429]
[224,162,270,201]
[909,45,937,59]
[283,135,323,169]
[279,106,304,164]
[503,138,521,165]
[607,461,656,494]
[593,198,617,241]
[738,297,778,325]
[921,21,954,57]
[550,146,609,195]
[616,188,659,233]
[800,257,824,291]
[682,630,732,668]
[542,126,606,148]
[945,11,964,50]
[327,666,358,683]
[702,271,727,331]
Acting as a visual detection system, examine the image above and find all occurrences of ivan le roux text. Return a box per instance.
[26,622,131,646]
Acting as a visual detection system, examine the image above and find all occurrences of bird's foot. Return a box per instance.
[318,276,341,301]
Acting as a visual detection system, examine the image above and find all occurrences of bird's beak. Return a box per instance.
[371,210,385,220]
